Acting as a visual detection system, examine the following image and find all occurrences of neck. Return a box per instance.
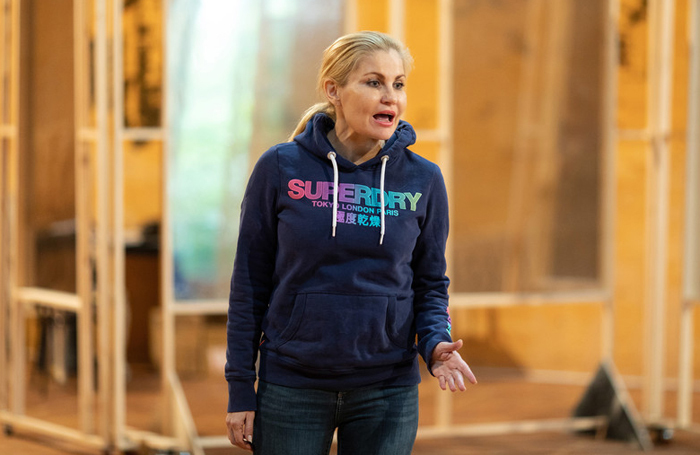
[328,129,384,165]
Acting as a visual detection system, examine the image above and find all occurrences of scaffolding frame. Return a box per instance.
[0,0,113,451]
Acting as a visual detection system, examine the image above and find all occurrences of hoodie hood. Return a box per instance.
[293,113,417,170]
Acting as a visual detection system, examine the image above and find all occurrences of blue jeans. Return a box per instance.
[253,381,419,455]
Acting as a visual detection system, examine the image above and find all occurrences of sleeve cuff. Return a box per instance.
[227,377,257,412]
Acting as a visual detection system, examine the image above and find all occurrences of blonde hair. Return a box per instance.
[288,31,413,141]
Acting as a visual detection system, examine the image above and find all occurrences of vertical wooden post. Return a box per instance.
[600,0,620,364]
[11,298,25,415]
[96,0,109,440]
[74,0,96,436]
[0,143,6,415]
[388,0,405,42]
[0,0,11,416]
[529,0,572,285]
[112,0,127,448]
[436,0,454,431]
[644,0,675,423]
[344,0,358,32]
[678,0,700,429]
[6,0,21,419]
[160,0,176,436]
[502,0,544,292]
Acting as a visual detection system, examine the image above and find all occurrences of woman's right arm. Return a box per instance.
[225,148,280,414]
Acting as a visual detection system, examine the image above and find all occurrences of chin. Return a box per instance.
[375,127,397,141]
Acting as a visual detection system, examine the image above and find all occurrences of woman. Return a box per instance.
[226,31,476,454]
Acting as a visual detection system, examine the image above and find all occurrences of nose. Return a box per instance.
[382,87,397,104]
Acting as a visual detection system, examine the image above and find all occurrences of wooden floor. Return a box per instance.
[2,365,700,454]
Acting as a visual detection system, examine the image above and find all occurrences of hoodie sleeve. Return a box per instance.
[225,148,280,412]
[411,164,453,374]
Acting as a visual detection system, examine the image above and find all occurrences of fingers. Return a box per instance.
[438,371,465,392]
[230,424,247,450]
[226,412,255,452]
[454,370,466,391]
[226,421,243,449]
[447,374,456,392]
[448,372,463,392]
[244,415,254,449]
[462,362,478,385]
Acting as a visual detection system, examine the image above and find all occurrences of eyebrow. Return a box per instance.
[363,72,406,79]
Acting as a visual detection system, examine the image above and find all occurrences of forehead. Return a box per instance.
[352,50,406,77]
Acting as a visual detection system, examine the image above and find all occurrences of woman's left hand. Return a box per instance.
[430,339,477,392]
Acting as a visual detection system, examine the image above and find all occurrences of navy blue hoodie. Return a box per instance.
[226,113,453,412]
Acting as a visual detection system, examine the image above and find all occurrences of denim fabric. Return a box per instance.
[253,381,419,455]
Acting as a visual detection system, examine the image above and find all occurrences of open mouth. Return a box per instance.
[373,111,395,123]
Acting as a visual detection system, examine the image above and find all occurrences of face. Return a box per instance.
[326,49,407,144]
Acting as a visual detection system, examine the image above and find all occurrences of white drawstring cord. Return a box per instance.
[379,155,390,245]
[327,151,339,237]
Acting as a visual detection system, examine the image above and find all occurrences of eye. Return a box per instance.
[367,80,380,87]
[393,81,405,90]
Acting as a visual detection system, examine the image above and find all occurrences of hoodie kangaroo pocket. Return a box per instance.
[274,293,411,371]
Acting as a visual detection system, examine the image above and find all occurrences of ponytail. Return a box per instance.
[287,102,335,142]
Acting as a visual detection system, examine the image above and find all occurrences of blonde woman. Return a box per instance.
[225,31,476,454]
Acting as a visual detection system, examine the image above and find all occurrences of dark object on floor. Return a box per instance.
[573,361,654,451]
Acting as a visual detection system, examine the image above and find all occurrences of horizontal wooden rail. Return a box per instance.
[171,300,227,315]
[15,287,82,312]
[450,290,609,308]
[121,127,164,141]
[416,417,607,439]
[0,411,104,449]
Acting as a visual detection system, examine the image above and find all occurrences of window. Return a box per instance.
[167,0,344,300]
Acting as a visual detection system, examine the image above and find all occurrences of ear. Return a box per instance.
[323,80,341,106]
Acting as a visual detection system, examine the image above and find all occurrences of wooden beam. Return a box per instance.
[0,411,105,449]
[3,0,21,418]
[344,0,358,33]
[416,417,607,439]
[678,0,700,429]
[160,0,176,436]
[450,290,610,309]
[15,287,81,311]
[121,127,164,141]
[111,0,129,449]
[0,0,10,413]
[644,0,675,423]
[601,0,620,362]
[388,0,405,42]
[436,0,454,430]
[168,372,205,455]
[172,300,227,315]
[74,0,96,436]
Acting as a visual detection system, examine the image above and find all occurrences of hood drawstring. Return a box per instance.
[327,151,339,238]
[326,151,390,245]
[379,155,389,245]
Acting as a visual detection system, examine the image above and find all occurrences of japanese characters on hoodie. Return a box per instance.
[225,113,453,412]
